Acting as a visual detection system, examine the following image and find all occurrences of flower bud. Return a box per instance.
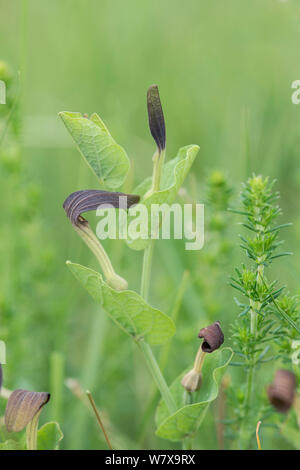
[5,389,50,432]
[147,85,166,152]
[198,321,224,353]
[267,369,296,413]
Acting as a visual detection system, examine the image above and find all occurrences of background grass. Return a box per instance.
[0,0,300,449]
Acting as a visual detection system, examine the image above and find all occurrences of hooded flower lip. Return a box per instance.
[198,321,224,353]
[147,84,166,152]
[5,389,50,433]
[267,369,296,413]
[63,189,140,226]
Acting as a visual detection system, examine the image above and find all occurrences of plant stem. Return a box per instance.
[239,264,263,448]
[26,409,42,450]
[70,311,108,449]
[138,146,176,415]
[138,340,176,414]
[151,149,165,193]
[182,391,193,450]
[137,271,189,443]
[140,240,155,302]
[86,390,113,450]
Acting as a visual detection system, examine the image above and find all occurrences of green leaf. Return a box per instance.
[37,421,64,450]
[126,145,199,250]
[59,111,130,189]
[280,412,300,449]
[155,347,233,441]
[0,439,22,450]
[67,261,175,345]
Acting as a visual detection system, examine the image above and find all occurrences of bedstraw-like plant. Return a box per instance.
[228,175,300,449]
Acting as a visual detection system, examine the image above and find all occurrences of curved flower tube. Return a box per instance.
[63,189,140,291]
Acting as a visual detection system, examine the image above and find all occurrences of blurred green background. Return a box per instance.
[1,0,300,449]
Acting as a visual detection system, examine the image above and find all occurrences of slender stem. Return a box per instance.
[137,271,189,443]
[69,312,108,449]
[182,391,193,450]
[26,410,41,450]
[138,145,176,414]
[138,340,176,414]
[241,304,257,445]
[151,149,165,193]
[239,265,263,448]
[140,239,155,301]
[256,421,262,450]
[86,390,113,450]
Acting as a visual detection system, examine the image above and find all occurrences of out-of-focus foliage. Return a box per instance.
[1,0,300,450]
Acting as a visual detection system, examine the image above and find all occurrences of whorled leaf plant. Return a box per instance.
[227,175,300,449]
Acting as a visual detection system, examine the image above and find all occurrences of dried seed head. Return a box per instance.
[267,369,296,413]
[147,85,166,152]
[63,190,140,227]
[181,369,202,393]
[5,389,50,432]
[198,321,224,353]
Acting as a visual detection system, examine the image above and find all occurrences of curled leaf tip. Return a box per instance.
[198,321,224,353]
[63,189,140,226]
[147,84,166,152]
[267,369,296,413]
[5,389,50,433]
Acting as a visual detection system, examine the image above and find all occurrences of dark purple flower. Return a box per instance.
[147,84,166,152]
[63,189,140,226]
[198,321,224,353]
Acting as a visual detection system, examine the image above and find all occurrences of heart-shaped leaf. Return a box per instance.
[59,112,130,189]
[37,422,64,450]
[280,412,300,449]
[126,145,199,250]
[67,262,175,345]
[155,347,233,441]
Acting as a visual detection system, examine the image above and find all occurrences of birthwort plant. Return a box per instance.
[60,85,233,448]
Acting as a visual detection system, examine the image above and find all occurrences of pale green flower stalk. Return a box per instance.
[138,85,176,415]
